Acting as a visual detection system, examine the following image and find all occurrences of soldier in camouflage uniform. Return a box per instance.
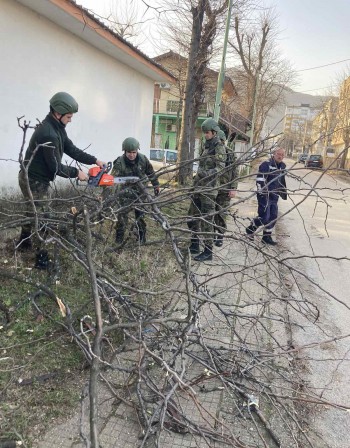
[213,130,238,247]
[111,137,160,245]
[17,92,105,267]
[188,118,226,262]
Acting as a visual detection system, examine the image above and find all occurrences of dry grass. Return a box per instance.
[0,186,187,446]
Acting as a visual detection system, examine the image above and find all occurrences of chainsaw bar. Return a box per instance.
[88,162,139,187]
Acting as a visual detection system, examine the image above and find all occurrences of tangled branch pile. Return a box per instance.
[1,141,349,448]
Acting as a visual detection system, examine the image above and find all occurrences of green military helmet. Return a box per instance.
[122,137,140,152]
[201,118,220,133]
[49,92,79,114]
[218,130,226,142]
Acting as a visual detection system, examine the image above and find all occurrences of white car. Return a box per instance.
[147,149,198,175]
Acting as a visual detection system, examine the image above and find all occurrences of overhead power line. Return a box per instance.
[299,85,335,93]
[297,58,350,72]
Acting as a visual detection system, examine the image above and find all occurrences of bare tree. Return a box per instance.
[155,0,228,185]
[335,78,350,168]
[228,9,296,144]
[107,1,143,42]
[310,97,338,161]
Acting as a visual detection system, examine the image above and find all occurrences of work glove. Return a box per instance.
[196,167,206,179]
[154,186,160,196]
[197,167,217,178]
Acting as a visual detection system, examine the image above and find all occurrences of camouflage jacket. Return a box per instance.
[193,136,226,196]
[111,153,159,196]
[219,144,238,191]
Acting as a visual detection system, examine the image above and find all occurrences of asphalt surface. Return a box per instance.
[279,160,350,448]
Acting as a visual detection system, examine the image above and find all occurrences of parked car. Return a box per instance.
[148,148,198,174]
[148,148,178,171]
[304,154,323,169]
[148,149,164,169]
[298,153,308,163]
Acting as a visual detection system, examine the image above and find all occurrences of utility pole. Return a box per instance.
[213,0,234,122]
[249,72,260,148]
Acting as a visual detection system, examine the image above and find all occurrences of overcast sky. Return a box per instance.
[264,0,350,94]
[78,0,350,96]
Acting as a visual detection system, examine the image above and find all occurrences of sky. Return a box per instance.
[264,0,350,95]
[78,0,350,96]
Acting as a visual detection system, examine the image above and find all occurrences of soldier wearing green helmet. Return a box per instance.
[17,92,105,265]
[201,118,221,133]
[49,91,79,115]
[217,130,226,141]
[187,118,226,262]
[213,130,238,247]
[110,137,160,246]
[122,137,140,152]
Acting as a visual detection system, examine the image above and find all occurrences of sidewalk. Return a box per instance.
[38,178,296,448]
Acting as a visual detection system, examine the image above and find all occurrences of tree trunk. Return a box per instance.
[178,2,205,185]
[340,138,350,169]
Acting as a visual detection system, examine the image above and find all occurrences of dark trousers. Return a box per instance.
[18,170,50,240]
[253,194,279,232]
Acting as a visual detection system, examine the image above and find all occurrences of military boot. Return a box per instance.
[16,230,32,251]
[194,245,213,262]
[245,223,257,241]
[35,249,50,270]
[214,233,223,247]
[138,229,146,244]
[115,229,124,245]
[261,233,277,246]
[189,237,200,254]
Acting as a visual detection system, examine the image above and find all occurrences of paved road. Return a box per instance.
[279,160,350,448]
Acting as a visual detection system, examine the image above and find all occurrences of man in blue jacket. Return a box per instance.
[246,147,287,245]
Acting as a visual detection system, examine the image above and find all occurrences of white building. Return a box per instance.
[284,104,320,134]
[0,0,175,188]
[283,103,321,153]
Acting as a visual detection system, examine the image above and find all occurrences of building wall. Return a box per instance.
[332,77,350,156]
[152,53,243,152]
[283,103,320,153]
[152,121,177,149]
[310,98,338,168]
[155,88,180,115]
[311,112,325,153]
[0,0,155,188]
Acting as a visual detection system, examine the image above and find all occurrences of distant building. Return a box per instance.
[331,76,350,168]
[283,104,320,154]
[310,98,338,166]
[152,51,251,156]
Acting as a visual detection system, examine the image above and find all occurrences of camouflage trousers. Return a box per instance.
[214,190,231,235]
[187,193,216,246]
[115,193,146,242]
[18,170,51,244]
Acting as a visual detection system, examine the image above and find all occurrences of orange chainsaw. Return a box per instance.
[88,162,139,187]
